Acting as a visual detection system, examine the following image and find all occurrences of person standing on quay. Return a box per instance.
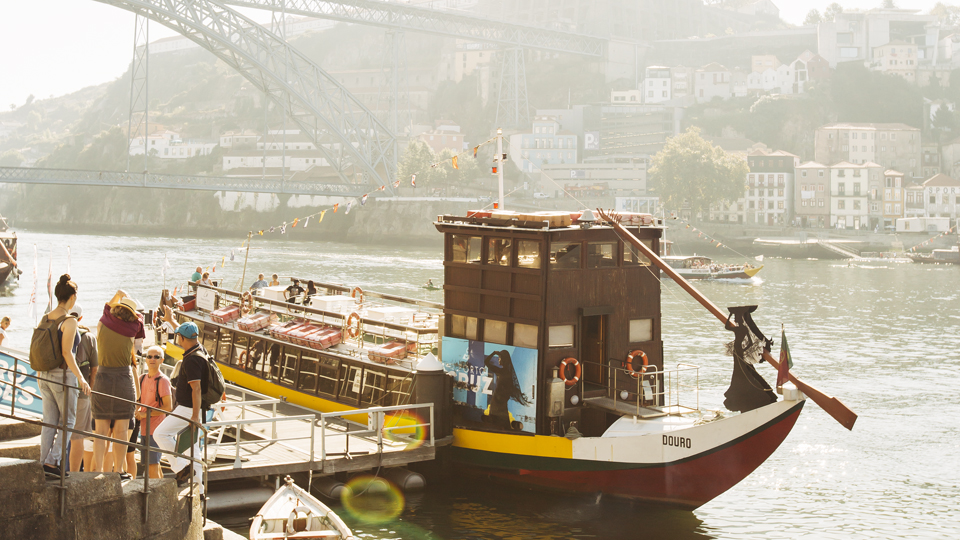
[36,275,91,478]
[0,316,10,347]
[68,304,99,472]
[154,320,208,495]
[135,345,172,479]
[92,290,144,480]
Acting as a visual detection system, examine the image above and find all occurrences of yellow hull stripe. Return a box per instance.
[219,364,368,424]
[452,428,572,459]
[744,265,763,277]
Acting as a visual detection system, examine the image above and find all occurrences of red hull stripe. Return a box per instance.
[451,402,804,507]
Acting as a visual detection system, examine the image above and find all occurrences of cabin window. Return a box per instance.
[386,374,413,406]
[280,347,300,386]
[217,330,234,366]
[298,351,320,392]
[341,365,363,402]
[586,242,617,268]
[362,370,386,405]
[548,325,575,348]
[449,314,478,340]
[486,237,512,266]
[550,241,581,269]
[629,319,654,342]
[230,334,249,368]
[317,357,340,396]
[200,323,218,353]
[623,239,653,266]
[485,319,508,344]
[517,240,541,268]
[452,235,481,263]
[513,323,538,348]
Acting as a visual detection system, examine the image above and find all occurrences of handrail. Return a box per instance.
[0,357,209,527]
[575,358,700,417]
[319,403,435,461]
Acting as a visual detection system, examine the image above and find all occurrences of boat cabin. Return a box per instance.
[434,211,665,438]
[662,255,712,270]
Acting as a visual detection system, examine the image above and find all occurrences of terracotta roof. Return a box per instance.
[796,161,827,168]
[884,169,905,176]
[922,173,960,187]
[697,62,729,72]
[819,122,919,131]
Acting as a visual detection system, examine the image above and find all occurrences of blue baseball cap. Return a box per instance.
[174,322,199,339]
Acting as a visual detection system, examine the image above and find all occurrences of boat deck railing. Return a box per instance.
[581,359,700,418]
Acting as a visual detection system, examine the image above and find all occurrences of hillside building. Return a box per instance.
[814,123,922,179]
[509,116,578,173]
[794,162,830,228]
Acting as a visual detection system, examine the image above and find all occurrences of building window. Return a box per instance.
[819,170,824,177]
[548,325,575,348]
[819,199,825,207]
[854,183,861,195]
[838,200,845,210]
[778,201,784,209]
[802,171,807,177]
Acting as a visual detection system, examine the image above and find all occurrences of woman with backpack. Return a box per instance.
[135,345,172,479]
[34,274,91,479]
[91,290,144,479]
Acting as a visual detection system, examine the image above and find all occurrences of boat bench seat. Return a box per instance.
[255,531,342,539]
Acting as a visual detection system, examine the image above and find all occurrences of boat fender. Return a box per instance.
[351,286,364,304]
[346,312,362,339]
[287,506,312,534]
[559,357,580,387]
[626,350,648,378]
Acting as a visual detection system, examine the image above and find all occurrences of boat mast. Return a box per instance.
[598,209,857,431]
[497,127,505,210]
[239,231,252,292]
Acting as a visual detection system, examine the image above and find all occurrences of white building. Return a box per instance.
[219,130,260,148]
[222,129,329,173]
[921,173,960,219]
[694,63,732,102]
[509,116,578,173]
[829,161,882,230]
[129,130,217,159]
[643,66,672,104]
[611,90,643,104]
[817,8,938,68]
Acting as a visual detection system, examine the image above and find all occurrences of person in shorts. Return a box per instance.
[135,345,172,479]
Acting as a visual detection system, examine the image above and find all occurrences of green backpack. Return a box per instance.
[29,314,73,372]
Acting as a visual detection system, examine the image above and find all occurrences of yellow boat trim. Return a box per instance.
[452,427,572,459]
[219,363,368,424]
[744,265,763,278]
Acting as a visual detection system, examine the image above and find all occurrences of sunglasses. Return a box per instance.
[144,355,162,359]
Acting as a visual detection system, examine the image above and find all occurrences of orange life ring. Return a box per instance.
[346,312,362,339]
[559,357,580,387]
[351,286,364,304]
[626,350,648,379]
[237,350,248,369]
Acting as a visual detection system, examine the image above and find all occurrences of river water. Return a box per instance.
[2,229,958,539]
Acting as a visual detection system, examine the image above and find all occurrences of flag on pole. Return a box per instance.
[452,156,459,169]
[220,256,225,268]
[230,249,235,261]
[361,194,368,206]
[777,327,794,389]
[45,259,53,315]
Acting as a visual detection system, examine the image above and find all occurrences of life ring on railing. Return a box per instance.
[287,506,312,534]
[625,350,648,379]
[351,286,364,304]
[346,312,362,339]
[240,292,254,315]
[559,357,580,387]
[237,350,248,370]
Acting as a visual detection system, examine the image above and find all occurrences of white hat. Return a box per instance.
[70,303,83,318]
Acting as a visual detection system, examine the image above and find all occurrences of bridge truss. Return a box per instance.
[94,0,397,189]
[0,167,365,197]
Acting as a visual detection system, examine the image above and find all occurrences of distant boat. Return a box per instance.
[908,245,959,265]
[662,255,763,280]
[0,215,18,286]
[250,476,356,540]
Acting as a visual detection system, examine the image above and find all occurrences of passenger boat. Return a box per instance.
[168,208,855,509]
[662,255,763,280]
[0,215,18,286]
[250,476,356,540]
[908,245,959,264]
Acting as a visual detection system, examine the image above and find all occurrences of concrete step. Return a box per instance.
[0,434,41,460]
[0,417,42,442]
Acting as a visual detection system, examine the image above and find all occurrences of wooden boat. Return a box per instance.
[167,208,855,509]
[662,255,763,280]
[250,476,356,540]
[0,216,18,286]
[908,245,959,264]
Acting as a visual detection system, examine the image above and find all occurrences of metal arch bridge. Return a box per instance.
[0,166,366,197]
[94,0,398,190]
[220,0,606,56]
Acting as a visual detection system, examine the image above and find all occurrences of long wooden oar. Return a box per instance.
[599,210,857,431]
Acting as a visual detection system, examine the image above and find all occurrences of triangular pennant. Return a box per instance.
[292,218,299,228]
[361,194,368,206]
[258,230,264,236]
[411,174,417,188]
[319,210,326,223]
[473,146,478,158]
[333,203,339,213]
[303,216,310,228]
[393,178,401,188]
[280,222,287,234]
[346,201,353,214]
[452,155,459,170]
[269,226,275,233]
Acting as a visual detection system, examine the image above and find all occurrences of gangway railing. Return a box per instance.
[579,359,700,418]
[817,239,861,258]
[0,349,209,530]
[320,403,435,461]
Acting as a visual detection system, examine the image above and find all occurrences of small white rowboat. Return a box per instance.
[250,476,357,540]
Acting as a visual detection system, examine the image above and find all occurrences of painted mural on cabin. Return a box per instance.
[441,337,538,434]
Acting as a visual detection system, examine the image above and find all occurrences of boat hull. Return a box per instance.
[449,399,804,509]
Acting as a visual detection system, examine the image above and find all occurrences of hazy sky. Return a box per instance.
[0,0,945,114]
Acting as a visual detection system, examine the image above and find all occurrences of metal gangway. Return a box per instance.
[817,239,861,259]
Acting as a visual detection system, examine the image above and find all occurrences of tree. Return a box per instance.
[931,2,960,26]
[804,9,822,25]
[0,150,24,167]
[881,0,896,8]
[824,3,844,21]
[931,105,957,144]
[830,63,923,126]
[24,94,35,107]
[648,127,748,215]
